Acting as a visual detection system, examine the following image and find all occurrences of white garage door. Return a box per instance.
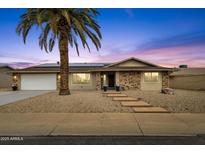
[21,74,57,90]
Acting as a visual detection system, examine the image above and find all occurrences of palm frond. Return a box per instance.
[16,8,102,55]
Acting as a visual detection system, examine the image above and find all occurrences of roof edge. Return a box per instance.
[104,57,162,68]
[0,65,14,70]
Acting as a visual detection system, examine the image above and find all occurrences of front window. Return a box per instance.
[144,72,159,82]
[72,73,91,84]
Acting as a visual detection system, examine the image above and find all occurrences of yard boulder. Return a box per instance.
[161,88,174,95]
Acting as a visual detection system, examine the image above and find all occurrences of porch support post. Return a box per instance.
[162,72,169,88]
[115,71,119,86]
[95,72,101,90]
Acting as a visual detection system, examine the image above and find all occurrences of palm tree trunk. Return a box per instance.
[59,33,70,95]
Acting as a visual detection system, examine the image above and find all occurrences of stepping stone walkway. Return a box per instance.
[121,101,152,107]
[103,91,121,97]
[102,91,169,113]
[133,107,169,113]
[103,91,121,94]
[113,97,138,101]
[107,94,127,97]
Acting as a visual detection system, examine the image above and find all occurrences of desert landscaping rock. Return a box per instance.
[0,91,133,113]
[133,107,169,113]
[0,89,204,113]
[121,101,152,107]
[123,89,205,113]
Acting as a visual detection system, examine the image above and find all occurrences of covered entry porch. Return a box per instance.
[100,72,119,90]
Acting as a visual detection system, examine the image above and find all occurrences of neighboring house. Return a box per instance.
[12,57,172,91]
[170,68,205,90]
[0,64,13,89]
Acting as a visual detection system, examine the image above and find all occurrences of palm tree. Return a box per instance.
[16,9,102,95]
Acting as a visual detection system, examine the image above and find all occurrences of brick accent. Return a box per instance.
[162,72,169,88]
[119,71,141,90]
[95,72,101,90]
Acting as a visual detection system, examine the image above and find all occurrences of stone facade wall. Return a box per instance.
[119,71,141,90]
[162,72,169,88]
[95,72,101,90]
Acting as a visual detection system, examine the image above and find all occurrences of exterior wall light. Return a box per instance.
[13,75,17,80]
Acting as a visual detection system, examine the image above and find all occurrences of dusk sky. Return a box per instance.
[0,8,205,68]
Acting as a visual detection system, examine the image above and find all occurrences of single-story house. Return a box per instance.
[0,64,13,89]
[11,57,172,91]
[170,68,205,90]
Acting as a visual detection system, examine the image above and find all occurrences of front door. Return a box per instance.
[108,73,115,87]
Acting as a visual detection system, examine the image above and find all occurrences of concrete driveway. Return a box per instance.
[0,91,51,106]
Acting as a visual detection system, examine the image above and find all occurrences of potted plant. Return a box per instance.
[12,83,18,91]
[103,85,108,92]
[115,85,120,91]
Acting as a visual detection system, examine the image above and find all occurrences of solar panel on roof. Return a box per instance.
[0,63,9,68]
[35,63,110,68]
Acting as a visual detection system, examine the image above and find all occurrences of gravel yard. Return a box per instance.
[0,91,133,113]
[0,89,204,113]
[124,89,205,113]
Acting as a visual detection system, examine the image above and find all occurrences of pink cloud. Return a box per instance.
[6,42,205,68]
[78,44,205,68]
